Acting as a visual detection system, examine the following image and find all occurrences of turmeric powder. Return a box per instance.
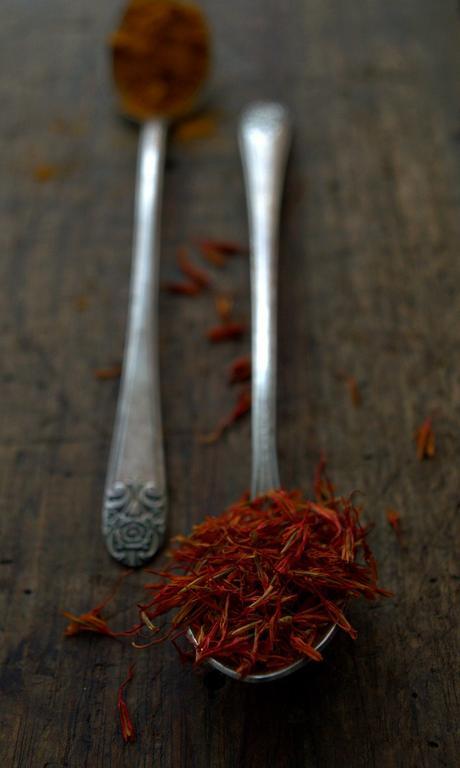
[110,0,210,121]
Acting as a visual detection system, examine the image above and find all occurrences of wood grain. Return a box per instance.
[0,1,458,766]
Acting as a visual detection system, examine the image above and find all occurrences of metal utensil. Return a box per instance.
[102,119,167,567]
[202,102,335,681]
[102,0,210,567]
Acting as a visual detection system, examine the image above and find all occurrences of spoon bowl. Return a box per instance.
[188,624,337,683]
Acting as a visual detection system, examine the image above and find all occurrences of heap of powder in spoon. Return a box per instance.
[110,0,210,121]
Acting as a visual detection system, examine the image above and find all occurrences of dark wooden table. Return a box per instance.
[1,1,459,766]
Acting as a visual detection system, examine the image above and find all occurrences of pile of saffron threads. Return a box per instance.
[138,473,390,677]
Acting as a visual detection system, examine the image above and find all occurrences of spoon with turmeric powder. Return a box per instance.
[102,0,210,567]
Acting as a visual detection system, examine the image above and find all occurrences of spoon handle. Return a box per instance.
[102,119,167,567]
[239,103,292,498]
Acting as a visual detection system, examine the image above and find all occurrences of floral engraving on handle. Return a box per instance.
[103,482,166,567]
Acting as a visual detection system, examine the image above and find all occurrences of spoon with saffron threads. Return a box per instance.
[188,103,336,682]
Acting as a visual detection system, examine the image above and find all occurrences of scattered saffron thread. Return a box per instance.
[198,239,248,257]
[215,295,234,324]
[94,363,122,381]
[117,665,136,744]
[207,322,246,343]
[415,417,435,460]
[228,355,251,384]
[163,280,201,296]
[163,248,212,296]
[177,247,211,289]
[386,508,402,543]
[197,239,247,268]
[200,245,226,267]
[337,372,362,408]
[314,454,335,502]
[346,376,362,408]
[63,571,140,638]
[200,388,251,444]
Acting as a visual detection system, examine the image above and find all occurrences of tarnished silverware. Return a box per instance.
[102,120,167,567]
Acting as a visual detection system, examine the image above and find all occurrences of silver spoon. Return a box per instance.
[102,119,168,568]
[192,102,335,682]
[101,0,210,567]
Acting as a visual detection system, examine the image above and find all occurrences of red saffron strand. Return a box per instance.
[221,387,251,425]
[63,571,141,639]
[207,322,246,342]
[117,665,136,744]
[63,609,141,638]
[386,508,402,542]
[177,247,211,288]
[94,363,122,381]
[163,280,201,296]
[228,355,251,384]
[345,376,362,408]
[415,417,435,460]
[63,609,117,637]
[314,455,335,502]
[198,239,248,258]
[215,294,234,324]
[337,371,362,408]
[200,388,251,444]
[201,246,226,267]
